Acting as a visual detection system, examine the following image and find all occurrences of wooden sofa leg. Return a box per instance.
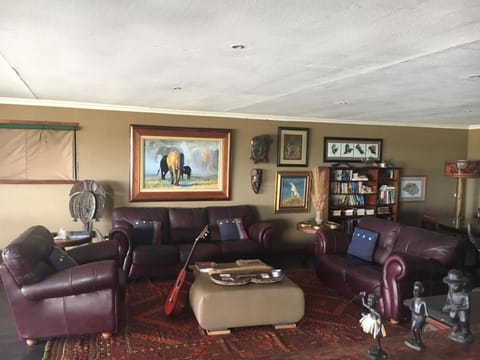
[25,339,37,346]
[101,332,112,339]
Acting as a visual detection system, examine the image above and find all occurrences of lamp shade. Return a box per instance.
[444,160,480,178]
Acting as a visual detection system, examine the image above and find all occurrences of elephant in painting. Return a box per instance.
[157,153,189,182]
[166,151,184,185]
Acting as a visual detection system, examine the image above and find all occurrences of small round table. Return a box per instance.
[53,233,92,248]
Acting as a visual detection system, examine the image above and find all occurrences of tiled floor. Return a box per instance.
[0,281,45,360]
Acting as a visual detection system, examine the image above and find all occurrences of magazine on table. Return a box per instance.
[194,261,217,273]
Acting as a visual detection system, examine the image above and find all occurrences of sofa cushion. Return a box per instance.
[132,220,162,245]
[347,227,379,262]
[217,218,248,240]
[394,225,464,267]
[344,264,383,298]
[169,208,209,244]
[131,245,179,265]
[357,216,401,265]
[177,243,224,264]
[217,239,262,262]
[48,246,78,271]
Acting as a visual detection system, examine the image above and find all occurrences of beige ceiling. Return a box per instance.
[1,1,479,129]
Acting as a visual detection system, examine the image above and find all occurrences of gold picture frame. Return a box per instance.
[130,125,231,201]
[274,171,312,213]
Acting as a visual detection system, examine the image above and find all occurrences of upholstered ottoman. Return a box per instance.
[189,267,305,335]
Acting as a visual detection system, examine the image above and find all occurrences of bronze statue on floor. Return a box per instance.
[359,291,387,359]
[405,281,428,351]
[442,269,474,344]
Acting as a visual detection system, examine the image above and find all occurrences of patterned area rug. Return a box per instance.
[43,268,409,359]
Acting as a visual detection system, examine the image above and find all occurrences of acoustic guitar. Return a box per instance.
[164,225,209,316]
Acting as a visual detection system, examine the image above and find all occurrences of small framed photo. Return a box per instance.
[323,137,382,163]
[277,127,309,166]
[399,176,426,202]
[274,171,311,213]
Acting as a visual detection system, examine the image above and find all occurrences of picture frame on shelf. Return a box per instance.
[277,127,309,166]
[274,171,311,213]
[323,137,383,163]
[399,176,426,202]
[130,124,231,201]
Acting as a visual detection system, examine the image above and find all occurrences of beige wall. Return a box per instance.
[0,104,472,249]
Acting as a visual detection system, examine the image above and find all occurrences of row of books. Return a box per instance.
[331,208,376,217]
[331,169,369,181]
[378,185,396,204]
[330,194,366,207]
[330,181,373,194]
[331,206,393,218]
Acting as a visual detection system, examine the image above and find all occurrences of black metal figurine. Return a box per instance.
[359,291,387,359]
[442,269,473,344]
[405,281,428,351]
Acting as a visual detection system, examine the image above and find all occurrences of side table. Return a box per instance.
[53,231,92,248]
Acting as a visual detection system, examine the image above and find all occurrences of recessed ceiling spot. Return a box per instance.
[231,44,245,50]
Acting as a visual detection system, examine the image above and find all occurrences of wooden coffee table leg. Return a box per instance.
[206,328,231,336]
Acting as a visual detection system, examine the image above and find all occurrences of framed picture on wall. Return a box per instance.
[323,137,382,163]
[399,176,426,202]
[277,127,309,166]
[274,171,311,213]
[130,125,231,201]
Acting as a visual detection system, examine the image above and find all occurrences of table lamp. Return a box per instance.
[444,160,480,222]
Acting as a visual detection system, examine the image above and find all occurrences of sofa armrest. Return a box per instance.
[314,228,350,259]
[382,252,450,321]
[248,222,273,249]
[21,260,118,301]
[67,239,119,265]
[109,226,133,270]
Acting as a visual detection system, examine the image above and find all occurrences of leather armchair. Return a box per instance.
[0,225,126,346]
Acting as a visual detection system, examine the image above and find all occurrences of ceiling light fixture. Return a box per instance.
[173,87,182,91]
[468,74,480,79]
[231,44,245,50]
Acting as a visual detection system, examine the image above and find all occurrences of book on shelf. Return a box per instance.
[194,261,217,273]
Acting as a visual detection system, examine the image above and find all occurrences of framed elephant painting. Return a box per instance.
[130,125,231,201]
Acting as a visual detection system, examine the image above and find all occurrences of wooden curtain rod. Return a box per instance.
[0,120,79,130]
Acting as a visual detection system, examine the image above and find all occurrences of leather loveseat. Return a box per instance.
[314,216,465,322]
[0,225,126,345]
[109,205,273,280]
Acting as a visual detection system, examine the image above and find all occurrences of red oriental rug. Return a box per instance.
[43,269,408,360]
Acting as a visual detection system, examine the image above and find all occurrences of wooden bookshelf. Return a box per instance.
[317,166,400,233]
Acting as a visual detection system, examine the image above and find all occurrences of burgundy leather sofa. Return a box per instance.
[314,216,465,322]
[109,205,273,280]
[0,225,126,346]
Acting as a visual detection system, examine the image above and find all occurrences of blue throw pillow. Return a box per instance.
[347,227,379,262]
[217,218,248,241]
[49,246,78,271]
[132,219,162,245]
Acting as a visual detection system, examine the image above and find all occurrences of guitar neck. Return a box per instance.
[181,225,208,271]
